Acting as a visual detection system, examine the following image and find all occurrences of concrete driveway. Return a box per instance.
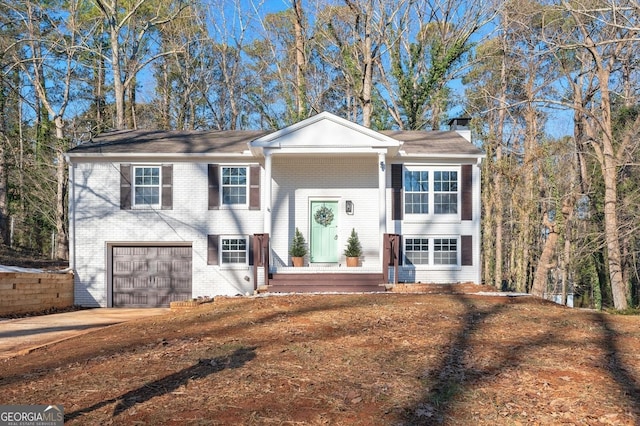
[0,308,169,359]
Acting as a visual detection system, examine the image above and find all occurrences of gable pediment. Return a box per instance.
[250,112,401,155]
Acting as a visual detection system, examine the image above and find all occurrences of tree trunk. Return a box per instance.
[602,155,627,309]
[53,117,68,260]
[531,214,558,298]
[559,1,630,310]
[0,79,9,246]
[293,0,307,118]
[93,36,107,134]
[492,41,508,289]
[0,133,8,247]
[598,64,627,310]
[361,29,373,128]
[110,28,126,130]
[127,77,137,129]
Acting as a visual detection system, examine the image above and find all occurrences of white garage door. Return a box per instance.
[112,246,192,307]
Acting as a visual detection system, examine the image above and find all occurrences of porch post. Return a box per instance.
[378,152,387,258]
[263,151,273,236]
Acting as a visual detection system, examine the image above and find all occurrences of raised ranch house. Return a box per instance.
[65,112,485,308]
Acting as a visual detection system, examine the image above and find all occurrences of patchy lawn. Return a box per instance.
[1,291,639,425]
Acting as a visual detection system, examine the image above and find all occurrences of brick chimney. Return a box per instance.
[448,117,471,142]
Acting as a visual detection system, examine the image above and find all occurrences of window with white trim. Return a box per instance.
[133,166,161,206]
[405,238,429,265]
[404,236,460,266]
[221,237,248,264]
[434,238,458,265]
[221,166,248,205]
[403,167,459,217]
[434,171,458,214]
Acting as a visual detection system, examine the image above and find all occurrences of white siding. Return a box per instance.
[70,161,263,306]
[270,156,381,268]
[69,153,483,307]
[385,160,482,285]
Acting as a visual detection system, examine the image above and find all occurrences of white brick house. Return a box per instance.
[66,112,484,307]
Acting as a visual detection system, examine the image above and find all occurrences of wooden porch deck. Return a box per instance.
[252,233,401,294]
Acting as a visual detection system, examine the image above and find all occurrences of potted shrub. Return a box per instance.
[344,228,362,267]
[289,227,307,267]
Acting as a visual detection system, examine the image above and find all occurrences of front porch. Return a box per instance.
[253,234,401,294]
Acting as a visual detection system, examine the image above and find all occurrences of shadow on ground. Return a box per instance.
[64,346,257,422]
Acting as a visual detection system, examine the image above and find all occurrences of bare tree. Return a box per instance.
[91,0,191,129]
[542,0,640,309]
[5,0,91,259]
[380,0,496,130]
[314,0,399,127]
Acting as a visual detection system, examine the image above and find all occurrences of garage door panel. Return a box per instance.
[173,260,191,272]
[157,261,171,274]
[114,260,133,273]
[112,245,192,308]
[114,293,149,307]
[155,277,171,288]
[173,279,191,289]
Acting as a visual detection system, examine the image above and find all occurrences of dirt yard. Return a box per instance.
[1,289,639,425]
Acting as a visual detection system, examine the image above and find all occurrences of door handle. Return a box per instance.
[334,235,338,240]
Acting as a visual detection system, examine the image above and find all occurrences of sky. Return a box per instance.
[135,0,574,137]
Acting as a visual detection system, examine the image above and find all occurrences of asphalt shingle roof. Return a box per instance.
[67,128,483,157]
[381,130,483,156]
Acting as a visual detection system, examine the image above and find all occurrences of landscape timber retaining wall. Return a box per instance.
[0,271,74,316]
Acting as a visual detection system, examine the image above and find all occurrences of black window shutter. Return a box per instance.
[161,164,173,210]
[249,165,260,210]
[461,235,473,266]
[208,164,219,210]
[120,164,132,210]
[391,164,403,220]
[207,235,219,265]
[461,164,472,220]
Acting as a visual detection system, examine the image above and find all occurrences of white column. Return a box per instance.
[378,152,387,260]
[263,151,272,236]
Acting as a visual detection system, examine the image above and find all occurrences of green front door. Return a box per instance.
[310,201,338,263]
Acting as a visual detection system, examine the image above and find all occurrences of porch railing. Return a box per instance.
[383,233,401,284]
[252,233,270,290]
[254,233,399,289]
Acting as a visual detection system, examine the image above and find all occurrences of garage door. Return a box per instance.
[112,246,192,307]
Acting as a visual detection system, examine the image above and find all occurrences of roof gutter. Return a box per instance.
[65,151,256,162]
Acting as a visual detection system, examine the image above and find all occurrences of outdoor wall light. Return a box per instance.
[380,161,385,171]
[345,200,354,215]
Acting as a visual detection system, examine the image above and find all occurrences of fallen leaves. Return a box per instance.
[1,292,639,425]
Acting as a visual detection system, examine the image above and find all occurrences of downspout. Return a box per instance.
[67,160,76,304]
[378,152,387,265]
[263,151,272,240]
[66,159,75,272]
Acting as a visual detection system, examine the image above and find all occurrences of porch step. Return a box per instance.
[265,272,385,294]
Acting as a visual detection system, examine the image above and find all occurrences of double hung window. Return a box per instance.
[433,238,458,265]
[222,167,248,206]
[433,171,458,214]
[403,167,459,217]
[133,166,161,207]
[221,237,248,265]
[404,238,429,265]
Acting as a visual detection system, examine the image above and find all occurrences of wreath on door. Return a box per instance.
[314,206,334,227]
